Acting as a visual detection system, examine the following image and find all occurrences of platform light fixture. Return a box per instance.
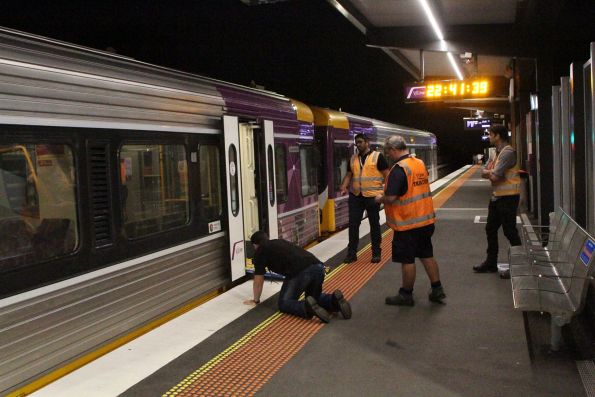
[418,0,464,80]
[418,0,444,40]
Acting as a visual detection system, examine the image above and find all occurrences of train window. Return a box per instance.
[333,144,351,192]
[119,144,189,238]
[199,145,222,220]
[274,144,287,203]
[0,144,78,265]
[229,145,239,216]
[267,145,275,206]
[299,145,317,196]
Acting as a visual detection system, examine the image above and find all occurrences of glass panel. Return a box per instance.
[300,145,317,196]
[199,145,222,220]
[119,144,189,238]
[333,144,350,192]
[229,145,239,217]
[0,144,78,264]
[267,145,275,206]
[274,144,287,203]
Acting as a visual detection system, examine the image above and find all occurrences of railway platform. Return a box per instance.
[28,165,590,397]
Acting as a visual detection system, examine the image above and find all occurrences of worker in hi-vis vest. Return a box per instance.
[474,124,522,273]
[375,135,445,306]
[339,133,389,264]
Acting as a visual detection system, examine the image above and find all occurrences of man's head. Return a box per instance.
[488,124,509,146]
[250,230,269,249]
[354,133,370,154]
[383,135,408,160]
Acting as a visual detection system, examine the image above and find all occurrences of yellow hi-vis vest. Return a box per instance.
[385,156,435,232]
[492,145,521,197]
[350,151,384,197]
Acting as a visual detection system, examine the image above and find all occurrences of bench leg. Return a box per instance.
[550,315,571,351]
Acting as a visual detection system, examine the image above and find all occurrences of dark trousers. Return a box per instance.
[278,263,335,318]
[348,193,381,256]
[485,195,521,264]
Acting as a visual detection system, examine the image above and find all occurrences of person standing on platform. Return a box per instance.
[244,231,352,323]
[375,135,445,306]
[339,133,389,263]
[473,125,522,273]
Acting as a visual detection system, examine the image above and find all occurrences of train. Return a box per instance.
[0,28,436,393]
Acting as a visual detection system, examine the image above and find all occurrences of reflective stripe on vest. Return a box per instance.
[350,151,384,197]
[492,145,521,196]
[385,156,435,232]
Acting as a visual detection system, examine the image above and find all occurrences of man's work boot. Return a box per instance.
[332,289,352,319]
[473,260,497,273]
[385,292,414,306]
[343,253,357,263]
[305,296,330,323]
[428,286,446,303]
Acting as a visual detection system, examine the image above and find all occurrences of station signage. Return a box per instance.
[463,118,492,130]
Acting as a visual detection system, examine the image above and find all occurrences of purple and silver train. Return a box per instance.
[0,28,436,393]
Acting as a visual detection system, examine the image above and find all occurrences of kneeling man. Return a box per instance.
[244,231,352,323]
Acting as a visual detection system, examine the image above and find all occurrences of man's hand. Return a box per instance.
[481,169,491,179]
[374,194,384,204]
[339,185,348,195]
[243,299,259,306]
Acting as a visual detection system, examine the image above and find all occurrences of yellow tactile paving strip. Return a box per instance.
[163,165,478,397]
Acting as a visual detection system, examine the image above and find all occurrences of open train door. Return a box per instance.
[263,120,278,239]
[223,115,245,281]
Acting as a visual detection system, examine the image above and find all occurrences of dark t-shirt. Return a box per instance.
[347,150,389,173]
[385,154,411,197]
[253,239,321,278]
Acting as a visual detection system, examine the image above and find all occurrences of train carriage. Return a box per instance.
[0,28,315,394]
[313,107,438,234]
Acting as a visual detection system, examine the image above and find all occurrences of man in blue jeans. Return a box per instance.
[244,231,352,323]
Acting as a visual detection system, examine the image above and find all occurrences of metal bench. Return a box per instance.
[509,210,595,351]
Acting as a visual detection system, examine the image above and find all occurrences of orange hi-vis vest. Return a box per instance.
[385,156,435,232]
[492,145,521,197]
[350,150,384,197]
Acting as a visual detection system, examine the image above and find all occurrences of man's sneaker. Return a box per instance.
[371,254,381,263]
[305,296,330,323]
[332,289,352,319]
[429,286,446,303]
[385,293,414,306]
[343,253,357,263]
[473,261,498,273]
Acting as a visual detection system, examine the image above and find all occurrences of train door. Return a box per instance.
[224,116,278,281]
[239,123,259,241]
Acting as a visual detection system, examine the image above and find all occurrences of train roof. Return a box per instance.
[0,27,303,134]
[344,113,435,139]
[309,106,349,129]
[306,105,435,141]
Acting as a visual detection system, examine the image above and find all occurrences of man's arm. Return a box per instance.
[339,171,353,194]
[375,193,398,204]
[243,274,265,306]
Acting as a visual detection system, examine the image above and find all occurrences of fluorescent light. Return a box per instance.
[418,0,444,40]
[446,52,464,80]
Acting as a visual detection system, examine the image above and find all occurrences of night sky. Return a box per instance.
[1,0,592,167]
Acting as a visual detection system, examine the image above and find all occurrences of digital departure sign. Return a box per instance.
[463,117,492,130]
[404,78,507,102]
